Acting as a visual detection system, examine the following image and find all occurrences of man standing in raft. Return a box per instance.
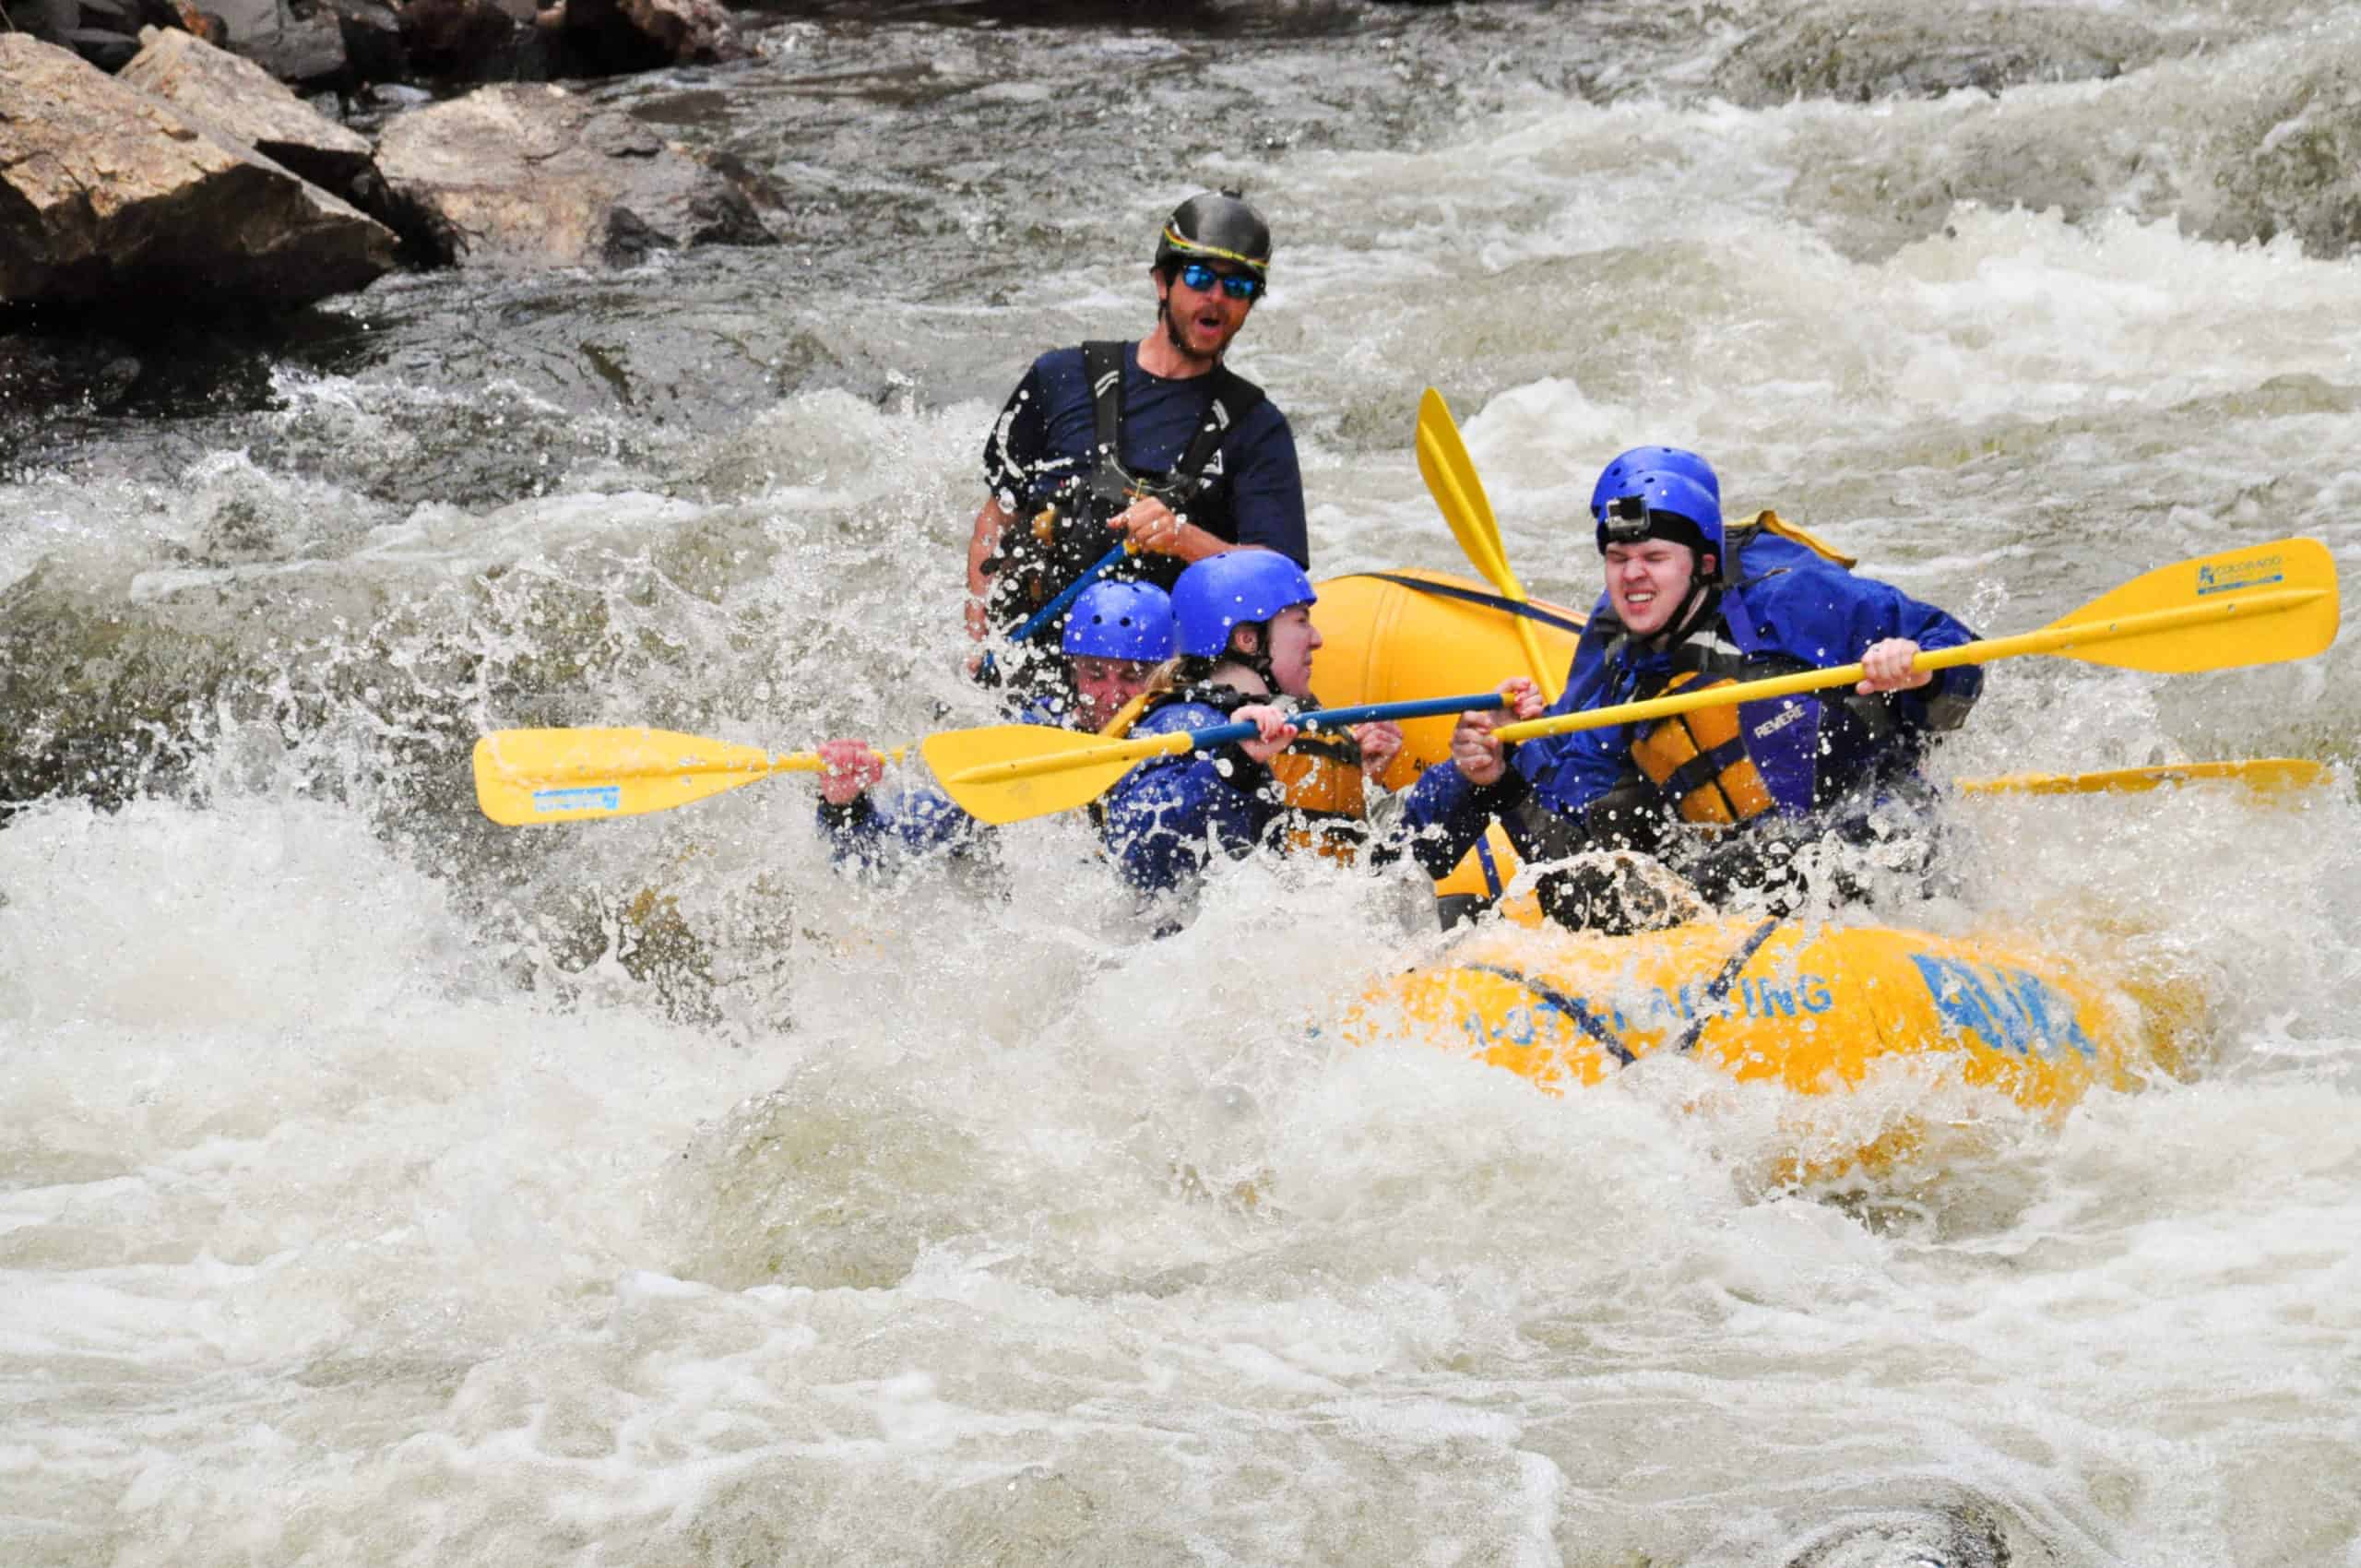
[964,191,1309,682]
[1403,449,1984,929]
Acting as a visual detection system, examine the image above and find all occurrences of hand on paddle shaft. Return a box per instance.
[1228,707,1406,771]
[1857,638,1937,694]
[815,739,889,806]
[1111,494,1194,558]
[1449,678,1548,785]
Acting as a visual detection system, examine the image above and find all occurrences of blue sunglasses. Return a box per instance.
[1175,260,1263,302]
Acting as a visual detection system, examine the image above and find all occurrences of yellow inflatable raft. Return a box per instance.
[1311,570,2192,1148]
[1343,916,2182,1119]
[1311,569,1584,909]
[1311,568,1585,790]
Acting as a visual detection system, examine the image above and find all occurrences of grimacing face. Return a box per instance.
[1605,540,1708,637]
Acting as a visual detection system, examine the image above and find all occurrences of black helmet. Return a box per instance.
[1154,190,1272,284]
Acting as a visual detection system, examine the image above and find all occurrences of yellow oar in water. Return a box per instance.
[1956,758,2330,797]
[935,538,2340,825]
[1489,536,2339,748]
[470,728,903,826]
[1415,387,1560,700]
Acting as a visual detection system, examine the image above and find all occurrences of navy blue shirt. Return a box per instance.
[983,341,1309,566]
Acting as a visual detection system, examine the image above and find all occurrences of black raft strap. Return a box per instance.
[1357,572,1589,635]
[1464,964,1637,1066]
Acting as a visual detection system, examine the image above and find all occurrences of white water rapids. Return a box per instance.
[5,1,2360,1563]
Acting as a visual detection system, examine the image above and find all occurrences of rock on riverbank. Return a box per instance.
[0,33,398,313]
[374,84,777,267]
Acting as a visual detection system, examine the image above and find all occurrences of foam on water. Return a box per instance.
[6,0,2361,1562]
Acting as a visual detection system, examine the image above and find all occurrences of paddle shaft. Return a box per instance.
[949,691,1510,788]
[1955,758,2329,797]
[975,543,1134,686]
[1491,588,2329,746]
[1009,543,1131,645]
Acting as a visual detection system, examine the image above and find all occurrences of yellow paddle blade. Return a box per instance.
[921,723,1193,826]
[1493,539,2340,748]
[1956,758,2330,797]
[2036,536,2340,671]
[1415,387,1520,598]
[1416,387,1560,698]
[471,727,824,826]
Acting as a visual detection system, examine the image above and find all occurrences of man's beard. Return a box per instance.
[1160,298,1220,363]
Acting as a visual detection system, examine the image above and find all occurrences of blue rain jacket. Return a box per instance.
[1097,695,1284,895]
[1404,536,1981,877]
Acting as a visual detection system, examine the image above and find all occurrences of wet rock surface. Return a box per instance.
[117,25,377,200]
[200,0,352,81]
[372,83,777,267]
[0,34,398,313]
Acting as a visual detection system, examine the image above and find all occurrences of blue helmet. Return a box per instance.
[1596,469,1723,562]
[1590,446,1720,525]
[1171,552,1317,659]
[1062,580,1174,662]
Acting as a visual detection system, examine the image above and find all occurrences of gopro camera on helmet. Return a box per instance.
[1602,493,1653,543]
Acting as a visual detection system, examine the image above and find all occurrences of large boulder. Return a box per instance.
[118,27,376,200]
[0,35,397,312]
[373,83,775,267]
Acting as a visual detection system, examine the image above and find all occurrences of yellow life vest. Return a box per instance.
[1268,729,1368,860]
[1628,671,1779,827]
[1726,509,1856,570]
[1625,512,1853,827]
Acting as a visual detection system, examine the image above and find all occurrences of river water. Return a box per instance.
[6,1,2360,1562]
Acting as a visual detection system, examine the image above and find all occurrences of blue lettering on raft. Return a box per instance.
[1459,971,1836,1050]
[1907,955,2096,1058]
[1737,976,1834,1016]
[534,785,623,814]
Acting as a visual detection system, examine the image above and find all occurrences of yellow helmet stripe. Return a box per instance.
[1162,225,1270,274]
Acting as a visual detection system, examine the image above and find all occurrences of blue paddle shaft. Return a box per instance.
[1180,690,1509,750]
[1010,544,1131,645]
